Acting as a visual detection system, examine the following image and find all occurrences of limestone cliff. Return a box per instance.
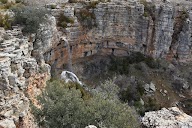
[0,25,50,127]
[41,0,192,73]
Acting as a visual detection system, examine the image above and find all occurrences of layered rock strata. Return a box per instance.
[0,26,50,127]
[41,0,192,73]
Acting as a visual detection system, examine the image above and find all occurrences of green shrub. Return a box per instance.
[3,2,14,9]
[32,80,140,128]
[50,4,56,9]
[86,1,99,9]
[180,9,189,21]
[109,52,159,74]
[74,1,99,29]
[66,81,91,100]
[0,2,16,10]
[120,84,160,115]
[130,52,159,69]
[134,101,143,109]
[134,63,142,70]
[0,0,7,4]
[137,83,145,96]
[143,11,149,17]
[119,81,145,112]
[97,78,120,100]
[76,8,96,29]
[12,6,50,33]
[120,85,141,103]
[57,13,74,28]
[15,0,23,3]
[144,97,161,112]
[68,0,78,3]
[128,52,146,64]
[140,0,155,19]
[109,57,130,75]
[79,9,95,20]
[144,57,159,69]
[0,14,12,29]
[109,52,147,74]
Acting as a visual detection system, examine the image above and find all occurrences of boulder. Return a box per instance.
[144,82,156,94]
[85,125,97,128]
[0,119,16,128]
[61,71,82,85]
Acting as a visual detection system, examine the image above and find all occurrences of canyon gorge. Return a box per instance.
[0,0,192,127]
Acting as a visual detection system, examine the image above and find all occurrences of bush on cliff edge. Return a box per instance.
[12,6,50,33]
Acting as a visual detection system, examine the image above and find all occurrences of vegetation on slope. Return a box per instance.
[0,0,7,4]
[79,52,189,116]
[0,13,12,29]
[32,80,140,128]
[12,6,50,33]
[57,13,74,28]
[74,1,98,30]
[109,52,160,75]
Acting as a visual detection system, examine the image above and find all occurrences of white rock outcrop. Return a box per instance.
[144,82,156,94]
[85,125,97,128]
[0,119,16,128]
[142,107,192,128]
[61,71,82,85]
[0,25,50,127]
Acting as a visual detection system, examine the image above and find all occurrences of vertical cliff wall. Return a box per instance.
[41,0,192,73]
[0,23,51,128]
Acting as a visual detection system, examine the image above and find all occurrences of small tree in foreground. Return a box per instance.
[32,80,140,128]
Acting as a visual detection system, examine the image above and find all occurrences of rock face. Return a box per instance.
[41,0,192,74]
[142,107,192,128]
[92,0,192,62]
[23,0,69,6]
[0,26,50,127]
[32,15,59,65]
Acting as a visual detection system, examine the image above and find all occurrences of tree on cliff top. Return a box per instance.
[12,6,50,33]
[32,80,140,128]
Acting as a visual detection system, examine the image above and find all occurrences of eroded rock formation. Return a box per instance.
[0,25,50,127]
[41,0,192,74]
